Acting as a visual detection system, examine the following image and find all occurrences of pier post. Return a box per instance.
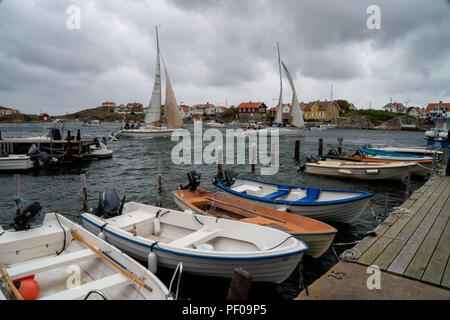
[338,137,343,155]
[217,146,224,179]
[404,166,412,200]
[431,152,437,176]
[80,174,88,211]
[250,143,257,173]
[441,149,448,166]
[14,175,21,216]
[294,140,301,161]
[318,138,323,157]
[226,268,252,300]
[66,130,71,161]
[76,129,81,141]
[158,158,163,194]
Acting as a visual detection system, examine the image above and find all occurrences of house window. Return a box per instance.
[313,112,316,117]
[320,112,323,117]
[306,112,309,117]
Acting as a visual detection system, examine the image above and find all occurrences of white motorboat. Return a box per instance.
[425,111,450,149]
[306,160,415,181]
[82,120,102,127]
[118,27,184,138]
[89,140,113,159]
[0,211,171,300]
[214,174,372,224]
[0,155,35,171]
[80,201,307,284]
[309,125,327,132]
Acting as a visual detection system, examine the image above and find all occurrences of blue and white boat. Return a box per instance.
[425,111,450,149]
[359,147,432,161]
[214,175,372,224]
[81,201,307,284]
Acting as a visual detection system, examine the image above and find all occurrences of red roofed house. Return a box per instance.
[193,102,216,116]
[408,107,426,119]
[0,108,21,116]
[383,102,406,113]
[179,105,192,119]
[425,101,450,118]
[237,102,267,119]
[39,113,50,121]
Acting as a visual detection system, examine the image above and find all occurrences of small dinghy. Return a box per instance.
[358,147,431,161]
[214,171,372,223]
[89,138,113,159]
[172,181,336,258]
[0,202,171,300]
[325,149,432,177]
[0,146,43,171]
[306,160,415,181]
[80,190,307,284]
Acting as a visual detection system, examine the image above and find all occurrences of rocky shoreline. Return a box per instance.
[336,115,425,131]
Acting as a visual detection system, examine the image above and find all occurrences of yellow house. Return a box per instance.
[302,100,340,121]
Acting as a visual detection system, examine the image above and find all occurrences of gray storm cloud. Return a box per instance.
[0,0,449,115]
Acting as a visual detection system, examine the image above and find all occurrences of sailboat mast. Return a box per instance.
[275,42,283,124]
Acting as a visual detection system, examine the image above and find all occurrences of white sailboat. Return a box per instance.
[118,27,184,138]
[244,44,305,137]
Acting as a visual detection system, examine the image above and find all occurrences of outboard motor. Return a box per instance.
[327,149,339,157]
[306,155,320,163]
[223,170,238,187]
[93,189,124,218]
[27,145,41,169]
[180,171,201,192]
[93,137,101,148]
[10,201,42,231]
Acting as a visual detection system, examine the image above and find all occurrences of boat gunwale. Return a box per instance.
[216,178,373,206]
[80,214,308,261]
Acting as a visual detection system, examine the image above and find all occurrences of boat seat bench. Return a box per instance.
[109,210,156,230]
[297,188,321,203]
[263,189,290,200]
[168,227,221,248]
[39,273,130,300]
[6,249,97,280]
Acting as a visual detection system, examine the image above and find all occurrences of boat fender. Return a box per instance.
[98,223,108,240]
[148,242,158,274]
[365,169,381,175]
[338,169,352,175]
[153,218,161,236]
[13,278,40,300]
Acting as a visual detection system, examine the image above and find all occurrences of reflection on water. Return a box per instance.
[0,122,428,300]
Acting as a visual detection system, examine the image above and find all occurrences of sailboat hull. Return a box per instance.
[117,127,174,137]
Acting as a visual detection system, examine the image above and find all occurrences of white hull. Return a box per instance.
[0,213,170,300]
[117,127,174,137]
[81,202,306,284]
[306,161,414,181]
[204,122,225,128]
[0,155,34,171]
[219,191,370,224]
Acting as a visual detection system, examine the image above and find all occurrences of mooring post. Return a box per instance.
[158,158,163,194]
[294,140,300,161]
[226,268,253,300]
[318,138,323,157]
[431,151,437,176]
[80,174,88,211]
[66,130,71,161]
[405,165,412,200]
[76,129,81,141]
[217,146,224,179]
[441,149,448,166]
[250,143,257,173]
[338,137,343,155]
[14,174,21,216]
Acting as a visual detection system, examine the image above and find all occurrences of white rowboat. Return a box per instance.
[81,202,307,284]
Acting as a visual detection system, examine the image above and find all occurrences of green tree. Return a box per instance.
[335,100,352,114]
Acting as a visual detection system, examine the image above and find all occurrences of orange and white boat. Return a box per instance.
[172,189,337,258]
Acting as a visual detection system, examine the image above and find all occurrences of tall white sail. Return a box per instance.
[281,61,305,129]
[274,43,283,124]
[145,27,162,124]
[163,62,184,128]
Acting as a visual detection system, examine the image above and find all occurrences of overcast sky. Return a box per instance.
[0,0,449,115]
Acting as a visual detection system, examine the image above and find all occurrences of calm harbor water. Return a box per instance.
[0,122,429,300]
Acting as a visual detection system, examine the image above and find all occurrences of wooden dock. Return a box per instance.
[297,170,450,299]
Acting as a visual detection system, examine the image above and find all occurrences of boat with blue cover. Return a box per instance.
[214,172,372,223]
[359,147,429,160]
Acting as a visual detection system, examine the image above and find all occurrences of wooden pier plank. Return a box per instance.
[373,176,450,270]
[421,217,450,288]
[403,190,450,280]
[355,177,446,266]
[351,183,433,261]
[387,183,450,275]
